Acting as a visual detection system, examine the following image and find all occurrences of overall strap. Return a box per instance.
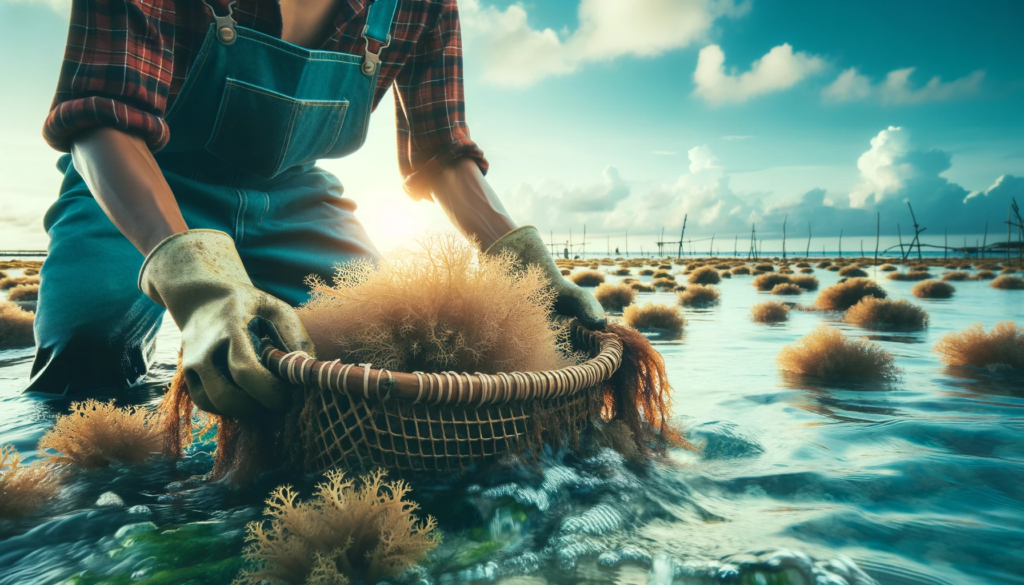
[360,0,400,75]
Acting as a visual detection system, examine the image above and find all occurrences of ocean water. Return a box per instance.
[1,260,1022,585]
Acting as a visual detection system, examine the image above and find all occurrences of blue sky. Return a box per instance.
[1,0,1022,251]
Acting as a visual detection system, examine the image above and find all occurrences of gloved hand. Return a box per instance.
[485,226,606,330]
[139,229,315,418]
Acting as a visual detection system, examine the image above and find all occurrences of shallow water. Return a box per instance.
[2,260,1023,585]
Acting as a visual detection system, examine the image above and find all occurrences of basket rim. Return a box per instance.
[260,321,622,406]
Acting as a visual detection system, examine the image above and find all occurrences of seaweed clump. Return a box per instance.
[38,399,165,468]
[845,298,929,330]
[7,284,39,302]
[235,469,439,585]
[570,270,606,287]
[814,278,887,311]
[299,234,572,374]
[933,322,1023,370]
[912,279,955,299]
[751,301,790,324]
[770,283,802,296]
[593,282,636,312]
[991,275,1024,290]
[677,284,720,307]
[777,325,900,380]
[687,266,721,285]
[0,275,40,290]
[752,273,791,291]
[0,445,60,518]
[623,303,685,335]
[0,302,34,349]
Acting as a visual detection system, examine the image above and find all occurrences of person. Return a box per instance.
[29,0,604,418]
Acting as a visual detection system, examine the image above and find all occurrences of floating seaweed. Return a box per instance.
[934,322,1023,370]
[235,469,439,585]
[845,298,929,331]
[0,445,61,519]
[623,303,685,336]
[677,284,721,307]
[912,279,955,299]
[777,326,900,380]
[752,273,792,292]
[770,283,803,296]
[790,275,819,291]
[38,399,165,469]
[991,275,1024,290]
[570,270,606,287]
[7,283,38,302]
[0,302,34,349]
[686,266,721,285]
[814,278,887,311]
[594,282,637,312]
[751,301,790,324]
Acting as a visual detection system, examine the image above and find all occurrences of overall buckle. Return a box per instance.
[360,25,391,76]
[202,0,238,45]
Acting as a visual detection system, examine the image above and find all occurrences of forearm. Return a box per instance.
[70,128,187,255]
[428,157,516,250]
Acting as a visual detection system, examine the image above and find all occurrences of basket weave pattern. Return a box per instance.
[262,323,622,475]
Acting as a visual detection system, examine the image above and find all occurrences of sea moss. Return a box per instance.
[594,282,636,312]
[777,326,900,380]
[0,301,34,349]
[814,278,887,311]
[934,322,1023,370]
[751,301,790,324]
[235,469,438,585]
[39,399,165,468]
[677,284,721,307]
[845,298,929,331]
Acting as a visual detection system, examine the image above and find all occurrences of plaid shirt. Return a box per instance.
[43,0,486,198]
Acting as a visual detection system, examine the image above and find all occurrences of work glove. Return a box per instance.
[139,229,315,418]
[485,226,606,330]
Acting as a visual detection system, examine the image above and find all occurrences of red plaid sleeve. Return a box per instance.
[43,0,177,152]
[393,0,488,200]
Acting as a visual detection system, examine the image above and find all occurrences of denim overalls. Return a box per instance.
[29,0,400,395]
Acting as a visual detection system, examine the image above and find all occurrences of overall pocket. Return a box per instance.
[206,78,349,178]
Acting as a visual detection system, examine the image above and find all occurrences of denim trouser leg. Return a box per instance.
[26,158,378,395]
[27,179,166,395]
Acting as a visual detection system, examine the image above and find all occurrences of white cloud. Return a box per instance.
[460,0,750,88]
[823,67,984,104]
[850,126,917,207]
[692,43,826,105]
[688,145,720,173]
[822,68,873,103]
[502,130,1022,239]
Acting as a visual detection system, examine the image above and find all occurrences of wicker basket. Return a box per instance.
[260,321,622,475]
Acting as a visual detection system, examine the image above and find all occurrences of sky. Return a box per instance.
[1,0,1023,253]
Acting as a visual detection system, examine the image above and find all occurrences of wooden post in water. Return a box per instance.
[747,223,758,260]
[1008,209,1013,260]
[839,230,843,258]
[898,224,905,259]
[677,214,687,259]
[982,222,988,259]
[734,234,738,257]
[709,234,715,257]
[874,212,880,265]
[806,222,812,258]
[782,214,788,260]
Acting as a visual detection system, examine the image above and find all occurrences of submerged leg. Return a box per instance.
[25,161,166,395]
